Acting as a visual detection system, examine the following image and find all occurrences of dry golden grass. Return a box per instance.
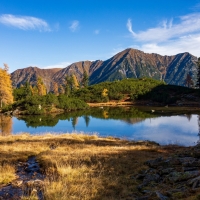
[0,164,16,185]
[0,132,187,199]
[87,101,135,107]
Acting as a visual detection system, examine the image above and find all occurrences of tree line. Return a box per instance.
[0,58,200,113]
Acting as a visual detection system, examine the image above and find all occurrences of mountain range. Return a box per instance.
[11,48,198,91]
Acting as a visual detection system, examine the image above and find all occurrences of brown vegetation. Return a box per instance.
[1,133,199,199]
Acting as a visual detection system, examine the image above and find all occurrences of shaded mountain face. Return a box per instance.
[11,48,198,90]
[89,49,197,86]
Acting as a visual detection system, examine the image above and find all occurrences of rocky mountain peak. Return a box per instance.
[11,48,198,90]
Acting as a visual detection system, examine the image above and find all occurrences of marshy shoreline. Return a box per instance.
[1,133,200,199]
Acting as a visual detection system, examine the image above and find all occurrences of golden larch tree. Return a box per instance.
[0,64,13,107]
[30,85,38,96]
[102,88,108,97]
[72,74,79,90]
[36,77,47,96]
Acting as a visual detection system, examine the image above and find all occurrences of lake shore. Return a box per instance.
[1,133,200,199]
[87,100,200,108]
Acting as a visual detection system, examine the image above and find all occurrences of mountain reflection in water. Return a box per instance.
[1,107,200,146]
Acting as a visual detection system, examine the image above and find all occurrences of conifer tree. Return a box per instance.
[65,75,73,96]
[23,82,33,96]
[196,58,200,89]
[82,70,89,87]
[185,74,193,88]
[0,64,13,107]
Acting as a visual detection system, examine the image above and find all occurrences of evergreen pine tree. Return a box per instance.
[196,58,200,89]
[82,70,89,87]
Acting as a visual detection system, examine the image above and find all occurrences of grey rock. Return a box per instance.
[155,191,168,200]
[168,171,200,183]
[143,174,160,186]
[159,168,174,175]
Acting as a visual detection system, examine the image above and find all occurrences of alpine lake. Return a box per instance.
[1,106,200,147]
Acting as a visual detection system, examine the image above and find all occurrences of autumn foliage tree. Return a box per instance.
[72,74,79,90]
[36,77,47,96]
[0,64,13,108]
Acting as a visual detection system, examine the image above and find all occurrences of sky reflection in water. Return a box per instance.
[12,112,199,147]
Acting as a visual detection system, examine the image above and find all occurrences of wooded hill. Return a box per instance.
[7,77,199,115]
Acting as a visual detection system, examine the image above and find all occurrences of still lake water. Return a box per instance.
[1,106,200,146]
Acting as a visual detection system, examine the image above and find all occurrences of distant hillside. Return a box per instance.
[52,60,103,85]
[11,67,61,92]
[11,48,198,90]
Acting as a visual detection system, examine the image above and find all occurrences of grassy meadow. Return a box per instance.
[1,132,195,200]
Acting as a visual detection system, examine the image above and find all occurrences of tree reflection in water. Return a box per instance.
[0,115,12,136]
[72,117,78,130]
[83,115,90,127]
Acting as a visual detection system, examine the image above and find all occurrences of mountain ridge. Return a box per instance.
[11,48,198,90]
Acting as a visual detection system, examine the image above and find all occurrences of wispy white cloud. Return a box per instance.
[127,13,200,56]
[42,61,71,69]
[69,20,79,32]
[126,18,137,37]
[0,14,50,31]
[127,13,200,42]
[94,29,100,34]
[138,34,200,56]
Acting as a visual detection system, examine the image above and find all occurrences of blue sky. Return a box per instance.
[0,0,200,72]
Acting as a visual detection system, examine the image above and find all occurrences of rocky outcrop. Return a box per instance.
[134,144,200,199]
